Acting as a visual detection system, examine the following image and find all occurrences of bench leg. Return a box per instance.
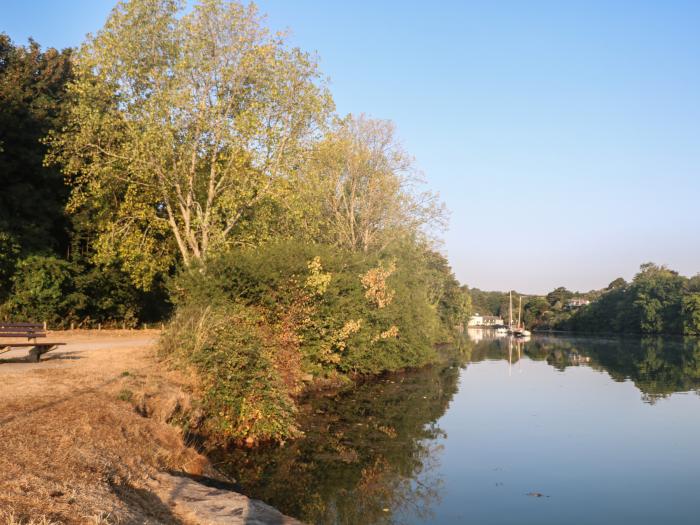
[28,346,55,362]
[28,347,43,362]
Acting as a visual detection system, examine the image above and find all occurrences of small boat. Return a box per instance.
[495,326,508,335]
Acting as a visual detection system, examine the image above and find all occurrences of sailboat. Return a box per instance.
[513,295,531,338]
[506,292,531,338]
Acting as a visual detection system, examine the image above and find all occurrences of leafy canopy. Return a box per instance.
[48,0,333,288]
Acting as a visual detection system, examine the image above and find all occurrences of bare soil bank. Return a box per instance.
[0,330,301,524]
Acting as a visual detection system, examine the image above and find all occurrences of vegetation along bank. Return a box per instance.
[1,0,471,449]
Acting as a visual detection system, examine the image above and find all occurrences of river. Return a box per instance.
[211,332,700,524]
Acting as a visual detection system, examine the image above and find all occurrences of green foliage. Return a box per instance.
[297,114,446,253]
[47,0,332,289]
[171,242,447,375]
[523,296,550,327]
[467,288,508,317]
[681,294,700,336]
[0,232,20,301]
[0,254,168,327]
[0,34,73,300]
[1,255,84,325]
[162,302,300,445]
[422,250,471,333]
[162,241,462,444]
[546,287,574,310]
[558,263,694,335]
[607,277,627,290]
[0,34,166,326]
[0,34,72,257]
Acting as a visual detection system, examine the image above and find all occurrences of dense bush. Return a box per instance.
[161,241,467,444]
[161,302,300,445]
[0,254,169,327]
[0,255,84,326]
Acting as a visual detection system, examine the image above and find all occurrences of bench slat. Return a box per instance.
[0,343,65,348]
[0,333,47,338]
[0,321,47,339]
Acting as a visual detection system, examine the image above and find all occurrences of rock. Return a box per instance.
[148,473,305,525]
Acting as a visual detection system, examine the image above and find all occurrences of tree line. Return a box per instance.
[468,263,700,335]
[1,0,471,444]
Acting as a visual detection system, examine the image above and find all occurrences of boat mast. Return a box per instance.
[509,291,513,329]
[518,296,522,329]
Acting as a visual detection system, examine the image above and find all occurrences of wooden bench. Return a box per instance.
[0,323,65,362]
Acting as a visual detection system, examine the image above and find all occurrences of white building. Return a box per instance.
[468,314,484,327]
[482,316,505,326]
[566,298,590,309]
[468,314,505,327]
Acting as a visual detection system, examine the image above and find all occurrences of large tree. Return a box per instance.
[0,35,73,300]
[301,114,446,253]
[0,36,73,258]
[48,0,332,288]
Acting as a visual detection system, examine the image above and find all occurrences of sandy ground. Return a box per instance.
[0,331,303,525]
[0,330,202,524]
[0,331,160,416]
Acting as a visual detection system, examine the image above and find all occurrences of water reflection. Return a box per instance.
[526,335,700,402]
[212,333,700,524]
[212,358,463,524]
[467,332,700,402]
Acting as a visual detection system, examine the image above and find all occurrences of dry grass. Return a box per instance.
[0,331,207,524]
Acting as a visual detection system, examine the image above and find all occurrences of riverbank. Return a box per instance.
[0,330,302,524]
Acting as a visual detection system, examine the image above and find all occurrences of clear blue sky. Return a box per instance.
[3,0,699,294]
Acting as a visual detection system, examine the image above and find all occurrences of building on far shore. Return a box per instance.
[468,314,505,327]
[468,314,483,327]
[566,298,590,309]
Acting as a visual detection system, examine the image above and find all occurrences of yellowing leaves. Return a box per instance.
[361,260,396,309]
[305,256,331,296]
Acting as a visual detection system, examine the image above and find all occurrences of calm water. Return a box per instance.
[213,333,700,524]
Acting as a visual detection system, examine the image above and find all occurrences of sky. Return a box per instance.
[3,0,699,294]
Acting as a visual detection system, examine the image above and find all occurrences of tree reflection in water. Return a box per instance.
[211,356,464,524]
[467,333,700,402]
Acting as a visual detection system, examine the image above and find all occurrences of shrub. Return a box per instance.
[162,241,458,444]
[161,302,300,445]
[0,255,84,326]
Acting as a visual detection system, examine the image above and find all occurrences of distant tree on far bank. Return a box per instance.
[556,263,700,336]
